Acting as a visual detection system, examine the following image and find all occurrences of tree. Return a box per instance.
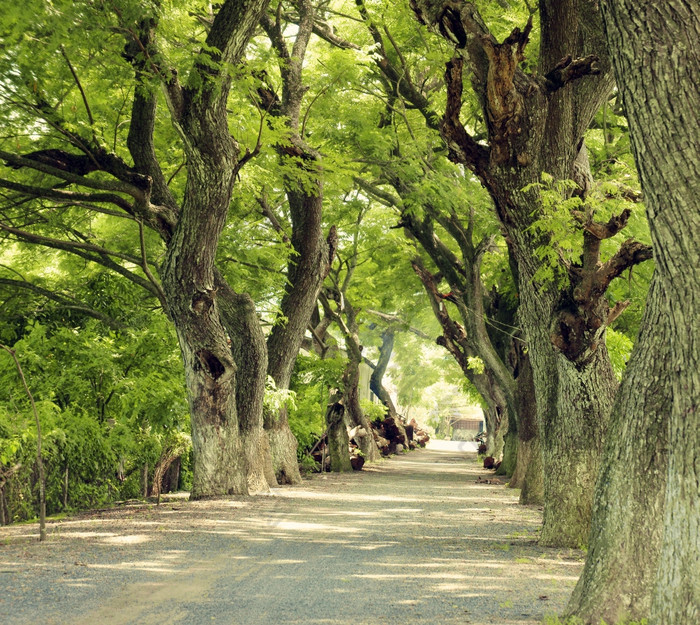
[259,0,336,485]
[568,1,700,622]
[0,0,273,497]
[313,0,537,494]
[320,204,381,463]
[409,0,652,547]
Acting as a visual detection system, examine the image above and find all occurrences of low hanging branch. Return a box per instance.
[0,344,46,541]
[0,222,164,299]
[411,257,470,373]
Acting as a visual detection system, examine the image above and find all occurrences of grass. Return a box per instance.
[493,541,511,551]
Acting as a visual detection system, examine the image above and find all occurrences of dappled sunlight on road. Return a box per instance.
[1,448,582,625]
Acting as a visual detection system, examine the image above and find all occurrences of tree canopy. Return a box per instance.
[1,1,697,621]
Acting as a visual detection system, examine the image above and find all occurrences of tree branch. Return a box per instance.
[310,19,360,50]
[0,178,134,214]
[572,207,633,240]
[442,57,490,173]
[0,278,127,330]
[594,239,653,295]
[353,176,403,209]
[0,150,145,201]
[137,219,167,308]
[357,0,442,132]
[364,309,432,340]
[257,193,291,244]
[0,222,163,299]
[544,54,600,92]
[122,20,180,224]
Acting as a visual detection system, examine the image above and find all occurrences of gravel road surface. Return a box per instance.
[0,445,583,625]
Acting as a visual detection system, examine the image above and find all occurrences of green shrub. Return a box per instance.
[360,399,387,422]
[288,354,345,456]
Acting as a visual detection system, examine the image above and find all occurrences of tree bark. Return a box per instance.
[509,345,543,504]
[368,328,409,446]
[213,274,271,495]
[342,330,380,463]
[368,328,398,416]
[539,344,617,547]
[570,2,700,621]
[0,487,6,526]
[567,279,670,623]
[159,0,271,499]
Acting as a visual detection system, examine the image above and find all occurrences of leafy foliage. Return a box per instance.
[0,317,189,522]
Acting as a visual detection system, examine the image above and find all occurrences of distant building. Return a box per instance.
[451,405,484,441]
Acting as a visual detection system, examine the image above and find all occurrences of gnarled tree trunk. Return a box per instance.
[342,328,380,463]
[368,328,408,445]
[158,0,271,498]
[567,279,670,622]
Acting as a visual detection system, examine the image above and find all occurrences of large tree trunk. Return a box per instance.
[264,187,331,485]
[160,0,271,498]
[216,276,271,494]
[570,2,700,621]
[543,344,617,546]
[567,279,670,623]
[164,187,269,498]
[513,244,616,547]
[163,278,264,497]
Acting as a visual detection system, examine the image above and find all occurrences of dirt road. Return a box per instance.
[0,446,583,624]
